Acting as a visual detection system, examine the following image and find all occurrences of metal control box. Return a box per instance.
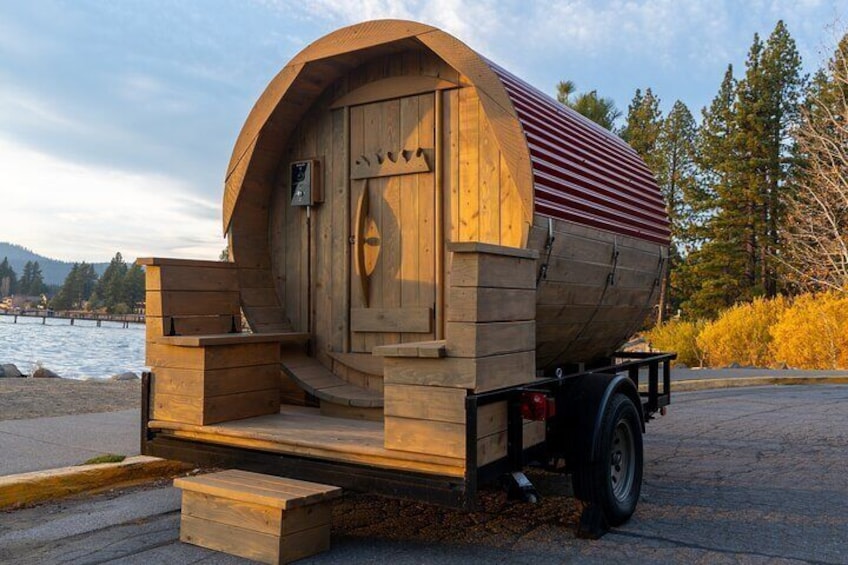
[290,159,321,206]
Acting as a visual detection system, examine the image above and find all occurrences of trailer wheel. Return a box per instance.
[573,392,643,526]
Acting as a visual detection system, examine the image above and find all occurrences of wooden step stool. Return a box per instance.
[174,469,342,564]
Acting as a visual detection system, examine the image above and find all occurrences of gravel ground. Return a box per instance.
[0,379,140,421]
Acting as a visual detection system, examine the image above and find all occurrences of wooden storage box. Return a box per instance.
[174,469,342,564]
[147,337,282,425]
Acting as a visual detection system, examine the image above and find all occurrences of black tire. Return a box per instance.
[572,393,643,526]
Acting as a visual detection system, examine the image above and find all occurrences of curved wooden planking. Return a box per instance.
[223,19,534,236]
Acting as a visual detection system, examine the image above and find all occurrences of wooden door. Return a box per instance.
[349,93,437,353]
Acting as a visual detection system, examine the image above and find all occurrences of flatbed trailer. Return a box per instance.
[139,19,675,537]
[142,351,672,535]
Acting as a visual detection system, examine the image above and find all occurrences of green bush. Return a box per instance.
[697,296,787,367]
[644,319,705,367]
[771,292,848,369]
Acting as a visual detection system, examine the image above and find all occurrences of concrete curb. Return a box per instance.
[0,455,193,510]
[641,375,848,393]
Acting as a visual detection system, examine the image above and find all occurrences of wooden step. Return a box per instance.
[282,354,383,408]
[175,469,342,564]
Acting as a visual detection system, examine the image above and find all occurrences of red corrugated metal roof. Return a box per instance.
[487,61,671,245]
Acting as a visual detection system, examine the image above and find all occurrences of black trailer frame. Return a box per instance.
[141,351,673,510]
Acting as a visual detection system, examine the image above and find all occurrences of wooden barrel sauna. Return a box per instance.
[222,20,670,400]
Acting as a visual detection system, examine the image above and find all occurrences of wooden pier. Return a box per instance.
[0,310,144,328]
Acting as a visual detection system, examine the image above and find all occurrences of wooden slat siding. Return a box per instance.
[330,107,349,357]
[372,340,446,358]
[445,321,535,358]
[383,384,466,422]
[527,215,666,368]
[181,491,281,535]
[384,416,465,458]
[180,515,281,564]
[350,307,432,333]
[362,101,382,354]
[458,86,480,241]
[151,389,279,426]
[145,315,240,341]
[145,342,279,370]
[320,402,383,422]
[399,94,420,344]
[447,287,535,323]
[382,351,534,392]
[474,401,547,466]
[327,351,384,376]
[477,420,547,467]
[145,264,239,292]
[499,152,524,248]
[312,100,333,368]
[268,177,288,328]
[153,405,465,477]
[152,332,307,347]
[237,267,278,292]
[349,104,366,353]
[448,248,537,289]
[381,97,402,348]
[478,98,500,244]
[144,287,240,319]
[330,75,458,108]
[416,92,436,344]
[238,286,280,308]
[241,306,291,332]
[442,87,460,342]
[152,365,279,398]
[176,470,342,508]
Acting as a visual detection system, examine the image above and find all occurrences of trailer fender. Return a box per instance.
[560,374,643,465]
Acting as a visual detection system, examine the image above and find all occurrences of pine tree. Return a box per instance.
[655,100,699,320]
[682,22,804,318]
[123,263,145,311]
[621,88,663,173]
[737,21,804,296]
[19,261,34,295]
[29,262,46,296]
[0,257,17,297]
[556,80,621,130]
[97,252,128,312]
[51,262,99,310]
[683,63,751,318]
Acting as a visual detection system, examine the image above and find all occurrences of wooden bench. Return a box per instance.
[281,353,383,421]
[139,257,308,425]
[175,469,342,564]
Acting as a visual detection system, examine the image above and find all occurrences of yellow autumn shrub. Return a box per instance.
[771,292,848,369]
[697,296,788,367]
[643,319,705,367]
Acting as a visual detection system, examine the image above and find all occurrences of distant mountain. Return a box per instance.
[0,242,109,286]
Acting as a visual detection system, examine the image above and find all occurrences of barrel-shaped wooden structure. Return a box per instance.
[223,20,669,385]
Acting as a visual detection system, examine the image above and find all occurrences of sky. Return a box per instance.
[1,0,845,263]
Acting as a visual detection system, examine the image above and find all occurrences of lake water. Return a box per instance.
[0,315,145,380]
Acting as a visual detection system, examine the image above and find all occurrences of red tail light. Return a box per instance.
[520,392,555,421]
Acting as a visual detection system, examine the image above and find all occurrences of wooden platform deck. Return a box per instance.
[149,405,465,478]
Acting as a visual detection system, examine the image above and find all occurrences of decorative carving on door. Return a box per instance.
[353,181,381,307]
[351,148,431,180]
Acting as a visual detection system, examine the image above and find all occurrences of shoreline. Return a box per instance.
[0,378,140,421]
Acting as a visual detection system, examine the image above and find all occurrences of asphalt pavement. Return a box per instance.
[0,409,139,475]
[2,384,846,564]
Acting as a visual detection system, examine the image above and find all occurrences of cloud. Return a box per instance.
[0,137,224,262]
